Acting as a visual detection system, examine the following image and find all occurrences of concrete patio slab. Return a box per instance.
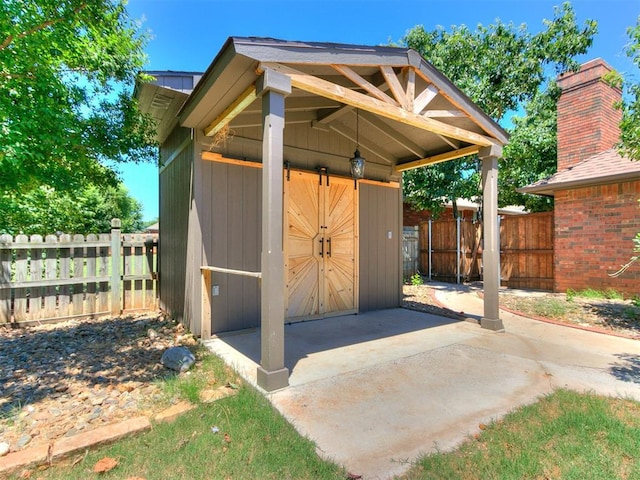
[203,284,640,480]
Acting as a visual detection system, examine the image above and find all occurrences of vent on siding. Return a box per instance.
[151,92,173,110]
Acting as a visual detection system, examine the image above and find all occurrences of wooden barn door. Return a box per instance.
[285,170,357,321]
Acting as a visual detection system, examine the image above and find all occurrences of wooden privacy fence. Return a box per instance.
[417,211,554,290]
[0,219,158,324]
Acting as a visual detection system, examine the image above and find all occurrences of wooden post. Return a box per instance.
[201,268,212,340]
[0,235,10,323]
[111,218,122,315]
[479,146,504,331]
[256,69,291,391]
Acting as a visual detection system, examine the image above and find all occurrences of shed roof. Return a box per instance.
[136,37,508,170]
[519,149,640,196]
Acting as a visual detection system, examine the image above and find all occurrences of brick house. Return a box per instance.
[520,59,640,295]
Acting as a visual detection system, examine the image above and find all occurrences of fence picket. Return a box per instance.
[0,234,11,323]
[14,235,28,321]
[59,234,71,317]
[29,235,44,320]
[98,234,110,312]
[144,237,155,308]
[86,234,98,314]
[134,236,143,309]
[44,235,58,317]
[73,234,85,315]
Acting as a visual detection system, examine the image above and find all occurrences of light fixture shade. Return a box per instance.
[350,149,365,179]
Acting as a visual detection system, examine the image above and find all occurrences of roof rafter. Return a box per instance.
[380,65,409,110]
[259,62,497,147]
[331,64,398,106]
[204,84,256,136]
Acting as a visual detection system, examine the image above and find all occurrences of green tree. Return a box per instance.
[0,184,144,235]
[611,16,640,276]
[618,17,640,161]
[0,0,157,194]
[400,2,596,215]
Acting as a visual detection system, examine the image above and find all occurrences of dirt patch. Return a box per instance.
[402,284,640,339]
[499,292,640,339]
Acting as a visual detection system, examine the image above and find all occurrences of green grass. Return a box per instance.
[15,351,640,480]
[567,288,625,301]
[399,389,640,480]
[15,350,344,480]
[27,387,344,480]
[502,296,580,320]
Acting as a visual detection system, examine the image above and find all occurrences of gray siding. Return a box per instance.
[159,127,193,325]
[201,160,262,333]
[358,183,402,311]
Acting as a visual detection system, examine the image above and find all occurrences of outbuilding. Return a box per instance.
[135,37,508,390]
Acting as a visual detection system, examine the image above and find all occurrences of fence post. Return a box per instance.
[456,216,461,284]
[111,218,122,315]
[428,219,432,281]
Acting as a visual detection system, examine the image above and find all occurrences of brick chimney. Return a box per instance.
[556,58,622,171]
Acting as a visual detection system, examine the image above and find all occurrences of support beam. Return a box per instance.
[332,64,398,106]
[380,65,409,110]
[402,67,416,112]
[328,122,393,164]
[204,85,257,137]
[260,62,497,147]
[395,145,481,172]
[256,69,290,391]
[359,111,426,158]
[479,145,504,332]
[413,84,438,114]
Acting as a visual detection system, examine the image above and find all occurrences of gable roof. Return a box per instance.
[519,149,640,196]
[136,37,508,170]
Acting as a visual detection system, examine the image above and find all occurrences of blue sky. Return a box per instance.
[123,0,640,221]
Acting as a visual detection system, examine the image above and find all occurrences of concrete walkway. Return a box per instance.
[203,283,640,480]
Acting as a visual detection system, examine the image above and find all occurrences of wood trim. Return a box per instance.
[204,84,257,136]
[201,151,263,168]
[332,64,398,106]
[260,62,496,147]
[394,145,481,172]
[359,179,400,188]
[159,134,192,174]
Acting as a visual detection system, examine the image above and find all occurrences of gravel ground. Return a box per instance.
[0,312,197,455]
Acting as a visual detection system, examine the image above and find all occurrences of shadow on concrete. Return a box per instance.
[610,353,640,384]
[217,308,461,374]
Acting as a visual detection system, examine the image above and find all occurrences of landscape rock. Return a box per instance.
[0,441,9,456]
[0,312,194,453]
[161,346,196,372]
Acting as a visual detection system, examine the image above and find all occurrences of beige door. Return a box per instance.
[285,170,357,320]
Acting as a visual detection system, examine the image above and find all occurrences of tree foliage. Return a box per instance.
[617,16,640,162]
[0,0,157,193]
[0,184,144,235]
[400,2,597,215]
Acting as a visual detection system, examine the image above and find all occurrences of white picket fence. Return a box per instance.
[0,219,158,324]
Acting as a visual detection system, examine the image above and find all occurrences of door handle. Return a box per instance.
[319,237,324,257]
[326,238,331,257]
